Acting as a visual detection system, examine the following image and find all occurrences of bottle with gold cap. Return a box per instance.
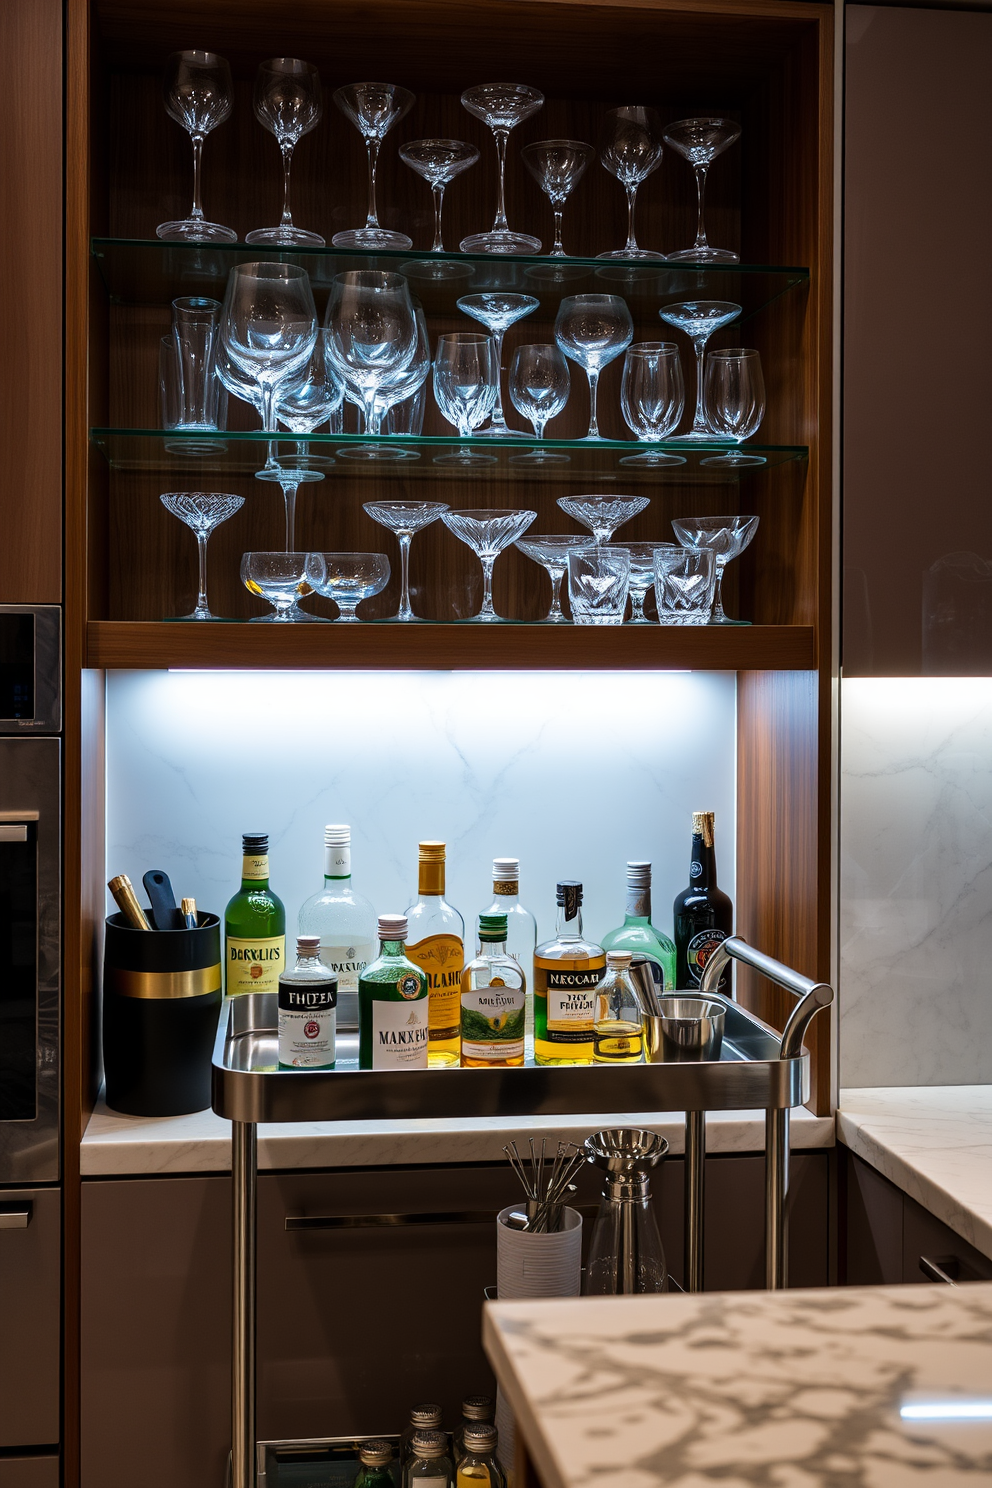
[406,841,464,1068]
[673,811,734,992]
[358,914,429,1070]
[592,951,644,1064]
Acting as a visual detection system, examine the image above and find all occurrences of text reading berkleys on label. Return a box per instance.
[278,980,337,1068]
[241,854,269,881]
[226,935,286,995]
[686,928,729,986]
[319,941,376,998]
[371,999,429,1070]
[407,933,463,1040]
[461,984,526,1063]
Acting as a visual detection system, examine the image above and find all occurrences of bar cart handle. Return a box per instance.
[698,935,834,1057]
[779,982,833,1060]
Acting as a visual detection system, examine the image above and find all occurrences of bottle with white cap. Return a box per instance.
[358,914,429,1070]
[482,857,537,1037]
[298,824,377,1032]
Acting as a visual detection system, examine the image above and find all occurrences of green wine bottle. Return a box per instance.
[224,832,286,996]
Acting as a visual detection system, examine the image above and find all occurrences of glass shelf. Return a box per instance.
[92,237,808,321]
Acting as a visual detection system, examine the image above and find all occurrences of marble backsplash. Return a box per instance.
[840,678,992,1086]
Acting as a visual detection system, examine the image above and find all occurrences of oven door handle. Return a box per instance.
[0,1202,32,1229]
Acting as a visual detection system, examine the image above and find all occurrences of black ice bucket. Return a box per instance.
[103,911,222,1116]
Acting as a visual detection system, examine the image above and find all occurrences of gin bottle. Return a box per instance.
[601,862,676,996]
[533,881,605,1066]
[355,1441,395,1488]
[406,841,464,1068]
[674,811,734,991]
[460,914,526,1068]
[359,914,429,1070]
[278,936,337,1069]
[482,857,537,1037]
[298,824,377,1032]
[592,950,644,1064]
[224,832,286,995]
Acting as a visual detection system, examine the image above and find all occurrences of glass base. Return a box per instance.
[433,451,497,466]
[164,436,229,457]
[699,452,767,468]
[377,612,430,623]
[400,259,475,283]
[620,450,686,467]
[245,224,326,247]
[524,262,591,285]
[163,611,238,622]
[573,615,625,625]
[665,246,740,264]
[336,445,419,462]
[657,615,711,625]
[538,611,570,624]
[596,246,666,261]
[463,611,504,622]
[156,218,238,244]
[509,451,571,465]
[254,464,325,484]
[665,430,738,445]
[625,614,654,624]
[249,609,329,622]
[711,615,752,626]
[332,226,413,250]
[459,229,542,254]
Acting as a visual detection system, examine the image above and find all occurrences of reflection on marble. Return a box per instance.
[484,1285,992,1488]
[839,1085,992,1262]
[840,678,992,1087]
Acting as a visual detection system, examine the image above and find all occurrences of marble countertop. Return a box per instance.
[484,1284,992,1487]
[839,1086,992,1261]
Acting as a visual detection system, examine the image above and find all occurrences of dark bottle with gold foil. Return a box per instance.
[673,812,733,991]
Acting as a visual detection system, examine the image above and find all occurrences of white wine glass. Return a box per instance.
[432,332,499,465]
[459,84,544,253]
[324,269,417,443]
[700,349,767,467]
[399,139,480,252]
[515,534,595,622]
[658,300,740,442]
[554,293,633,439]
[246,58,325,248]
[220,262,318,437]
[521,139,594,256]
[160,492,244,620]
[672,514,759,624]
[313,552,391,622]
[456,292,539,435]
[332,82,415,249]
[360,306,431,460]
[241,551,327,622]
[558,493,649,544]
[620,342,686,466]
[597,107,665,261]
[442,508,536,621]
[508,343,570,464]
[363,501,449,621]
[663,117,741,264]
[157,51,237,244]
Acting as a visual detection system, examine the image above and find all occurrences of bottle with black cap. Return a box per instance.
[404,1430,454,1488]
[457,1424,505,1488]
[533,882,605,1066]
[224,833,286,995]
[355,1439,395,1488]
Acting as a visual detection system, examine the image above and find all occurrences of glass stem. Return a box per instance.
[547,566,565,620]
[280,142,296,228]
[365,397,383,437]
[260,383,277,434]
[712,565,726,622]
[586,368,601,438]
[630,587,646,621]
[691,337,710,434]
[551,206,565,256]
[365,137,382,229]
[479,555,497,617]
[189,134,205,221]
[431,185,445,251]
[196,533,210,613]
[492,128,510,232]
[624,184,639,252]
[282,480,298,552]
[397,532,414,620]
[693,164,710,249]
[489,328,508,432]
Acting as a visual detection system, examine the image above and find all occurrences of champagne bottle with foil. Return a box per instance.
[674,811,734,991]
[533,881,605,1066]
[601,861,676,996]
[298,824,377,1032]
[224,832,286,995]
[278,936,337,1069]
[359,914,429,1070]
[406,841,464,1068]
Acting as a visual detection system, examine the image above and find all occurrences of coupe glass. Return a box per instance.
[241,550,327,622]
[324,270,417,440]
[700,349,767,467]
[671,514,759,624]
[432,332,499,465]
[568,547,631,625]
[442,508,536,621]
[620,342,686,466]
[459,84,544,253]
[332,83,415,249]
[399,139,480,252]
[220,262,318,435]
[515,534,595,622]
[160,492,244,620]
[663,117,741,264]
[157,51,237,243]
[554,293,634,439]
[654,546,716,625]
[558,493,650,544]
[597,107,665,261]
[658,300,740,441]
[456,293,539,435]
[363,501,449,621]
[245,59,324,247]
[312,552,391,622]
[521,139,594,256]
[508,343,570,463]
[608,541,677,623]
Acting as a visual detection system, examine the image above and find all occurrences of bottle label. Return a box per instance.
[242,854,269,882]
[626,888,650,919]
[371,1000,429,1069]
[278,979,336,1067]
[534,963,602,1044]
[686,928,729,985]
[492,879,518,897]
[319,940,376,998]
[324,844,351,878]
[407,934,463,1042]
[226,935,285,994]
[461,980,525,1062]
[594,1024,644,1061]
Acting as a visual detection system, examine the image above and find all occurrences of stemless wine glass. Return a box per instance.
[558,493,650,544]
[459,84,544,253]
[620,342,686,466]
[521,140,594,257]
[597,107,665,261]
[658,300,740,442]
[160,493,244,621]
[554,294,634,439]
[432,332,499,465]
[456,293,539,435]
[672,514,760,624]
[312,553,391,622]
[700,349,767,467]
[515,534,595,622]
[568,547,631,625]
[442,508,536,621]
[654,546,716,625]
[332,83,415,249]
[246,58,324,247]
[220,262,318,436]
[663,117,741,264]
[241,551,327,622]
[508,343,571,464]
[157,51,237,243]
[324,269,417,444]
[399,139,480,252]
[363,501,449,621]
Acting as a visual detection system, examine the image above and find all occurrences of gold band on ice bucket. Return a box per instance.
[109,964,222,1000]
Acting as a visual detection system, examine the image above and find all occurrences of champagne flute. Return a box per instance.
[399,139,480,251]
[554,293,633,439]
[332,82,415,249]
[157,51,237,243]
[521,139,594,256]
[459,84,544,253]
[246,58,325,247]
[663,117,741,264]
[597,107,665,261]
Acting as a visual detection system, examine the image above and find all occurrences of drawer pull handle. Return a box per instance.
[0,1203,31,1229]
[286,1204,600,1232]
[920,1254,959,1286]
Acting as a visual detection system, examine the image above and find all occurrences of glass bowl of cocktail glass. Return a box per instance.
[657,301,741,443]
[671,514,759,624]
[160,492,244,621]
[399,138,480,262]
[241,551,328,622]
[312,552,391,622]
[514,534,596,622]
[362,502,449,621]
[557,493,650,545]
[442,508,537,621]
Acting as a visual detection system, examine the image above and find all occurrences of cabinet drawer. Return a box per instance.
[903,1193,992,1284]
[0,1189,60,1449]
[0,1458,59,1488]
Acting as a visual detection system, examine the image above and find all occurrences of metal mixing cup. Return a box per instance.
[644,995,725,1063]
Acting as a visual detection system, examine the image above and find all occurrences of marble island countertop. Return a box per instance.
[484,1284,992,1487]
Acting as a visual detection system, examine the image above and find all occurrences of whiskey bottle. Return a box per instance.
[355,1441,395,1488]
[277,936,337,1069]
[460,914,526,1068]
[600,862,675,995]
[406,841,464,1068]
[298,824,377,1032]
[224,833,286,995]
[482,857,537,1038]
[533,882,605,1066]
[457,1425,505,1488]
[359,914,429,1070]
[405,1432,454,1488]
[673,811,734,991]
[592,950,644,1064]
[400,1404,444,1465]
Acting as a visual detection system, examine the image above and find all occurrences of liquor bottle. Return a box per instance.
[224,832,286,995]
[460,914,526,1068]
[533,882,605,1066]
[454,1397,495,1463]
[592,950,644,1064]
[400,1404,444,1465]
[405,1432,454,1488]
[457,1425,505,1488]
[298,824,377,1032]
[482,857,538,1038]
[600,861,676,996]
[277,935,337,1069]
[673,811,734,991]
[359,914,429,1070]
[355,1441,395,1488]
[406,841,464,1069]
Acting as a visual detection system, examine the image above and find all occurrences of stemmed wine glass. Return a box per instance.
[515,534,595,622]
[399,139,480,252]
[663,117,741,264]
[658,300,740,441]
[671,515,760,624]
[332,83,415,249]
[160,493,244,621]
[620,342,686,466]
[363,501,449,621]
[521,140,594,257]
[254,330,342,561]
[597,107,665,261]
[442,509,537,621]
[459,84,544,253]
[341,304,430,461]
[432,332,499,465]
[245,58,324,247]
[324,269,417,445]
[220,262,318,438]
[312,553,391,621]
[509,344,570,464]
[557,493,650,544]
[554,293,633,439]
[216,339,263,422]
[157,51,237,243]
[700,349,767,467]
[241,551,327,622]
[456,293,539,435]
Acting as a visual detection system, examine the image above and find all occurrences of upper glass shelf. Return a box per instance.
[91,238,808,321]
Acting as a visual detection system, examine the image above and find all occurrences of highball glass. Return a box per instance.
[363,501,449,621]
[245,58,324,247]
[671,514,759,624]
[241,550,327,622]
[700,349,767,467]
[597,107,665,261]
[554,293,633,439]
[332,83,415,249]
[557,493,649,545]
[160,492,243,620]
[459,84,544,254]
[654,546,716,625]
[313,552,391,622]
[399,139,480,252]
[515,534,595,622]
[663,117,741,264]
[521,139,594,256]
[157,51,237,244]
[568,547,631,625]
[620,342,686,466]
[442,508,537,621]
[456,293,539,436]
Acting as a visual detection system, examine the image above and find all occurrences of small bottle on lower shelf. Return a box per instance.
[460,914,526,1069]
[453,1397,494,1463]
[457,1425,505,1488]
[358,914,429,1071]
[592,950,644,1064]
[277,936,337,1069]
[404,1431,454,1488]
[401,1404,444,1465]
[355,1440,395,1488]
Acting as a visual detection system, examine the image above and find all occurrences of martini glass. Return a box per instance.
[399,139,480,252]
[557,493,649,545]
[671,514,759,624]
[332,83,415,249]
[157,51,237,244]
[658,300,740,442]
[363,501,449,621]
[442,508,537,621]
[554,293,633,439]
[160,492,244,620]
[241,551,327,622]
[597,107,665,261]
[456,293,539,435]
[521,139,594,256]
[663,117,741,264]
[313,553,391,621]
[515,534,595,622]
[459,84,544,253]
[245,58,325,247]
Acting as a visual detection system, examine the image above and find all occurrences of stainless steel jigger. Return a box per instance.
[583,1128,670,1294]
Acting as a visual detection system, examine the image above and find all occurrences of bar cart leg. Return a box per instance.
[765,1108,789,1290]
[232,1120,257,1488]
[684,1110,705,1292]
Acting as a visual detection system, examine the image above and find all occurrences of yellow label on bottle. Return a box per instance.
[407,933,463,1039]
[226,935,286,994]
[242,854,269,882]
